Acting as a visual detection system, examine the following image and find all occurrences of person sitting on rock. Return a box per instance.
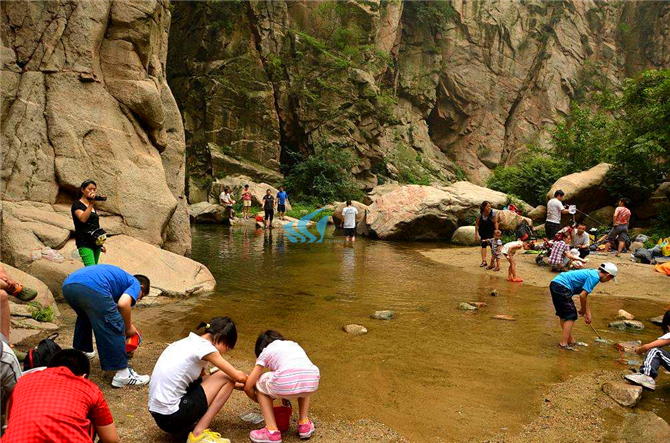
[501,239,532,283]
[148,317,247,443]
[609,198,631,257]
[2,349,119,443]
[219,187,236,220]
[625,311,670,391]
[61,264,150,388]
[549,263,617,351]
[0,264,38,345]
[545,190,570,241]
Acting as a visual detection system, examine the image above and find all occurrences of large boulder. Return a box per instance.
[635,182,670,220]
[528,205,546,223]
[451,226,477,246]
[547,163,614,214]
[585,206,615,229]
[189,202,227,224]
[496,210,533,232]
[363,183,401,206]
[209,175,291,212]
[23,236,215,300]
[332,201,369,226]
[442,181,533,215]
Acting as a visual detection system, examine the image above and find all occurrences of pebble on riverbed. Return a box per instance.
[649,315,664,326]
[616,309,635,321]
[371,310,395,320]
[492,314,515,321]
[458,302,477,311]
[469,302,488,308]
[608,320,645,331]
[343,324,368,335]
[491,289,499,297]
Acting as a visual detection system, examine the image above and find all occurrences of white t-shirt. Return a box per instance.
[256,340,317,372]
[546,198,564,224]
[501,240,522,255]
[148,333,218,415]
[220,192,232,205]
[573,231,590,248]
[658,332,670,341]
[342,206,359,229]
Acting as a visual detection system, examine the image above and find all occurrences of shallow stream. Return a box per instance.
[137,225,669,441]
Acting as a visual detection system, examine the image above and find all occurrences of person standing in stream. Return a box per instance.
[262,189,275,229]
[276,186,289,221]
[474,201,498,268]
[71,179,106,266]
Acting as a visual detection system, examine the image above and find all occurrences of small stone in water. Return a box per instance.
[608,320,645,331]
[371,310,395,320]
[469,302,488,308]
[343,324,368,335]
[615,340,642,353]
[458,302,477,311]
[491,289,499,297]
[649,315,663,326]
[617,309,635,320]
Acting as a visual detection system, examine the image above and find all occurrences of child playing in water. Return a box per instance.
[625,311,670,390]
[245,330,320,443]
[148,317,248,443]
[487,230,503,271]
[501,239,531,282]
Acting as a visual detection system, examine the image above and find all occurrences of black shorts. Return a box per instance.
[151,379,208,434]
[344,227,356,237]
[480,238,493,249]
[550,281,578,321]
[277,204,286,212]
[264,209,274,221]
[545,222,560,240]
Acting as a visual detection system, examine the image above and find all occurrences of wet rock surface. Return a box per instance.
[609,320,645,331]
[602,382,642,407]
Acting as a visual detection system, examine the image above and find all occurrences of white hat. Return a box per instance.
[599,262,618,280]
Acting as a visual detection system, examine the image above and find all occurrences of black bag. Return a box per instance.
[87,227,107,246]
[24,333,61,370]
[515,219,532,241]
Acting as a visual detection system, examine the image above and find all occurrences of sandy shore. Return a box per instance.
[419,246,670,305]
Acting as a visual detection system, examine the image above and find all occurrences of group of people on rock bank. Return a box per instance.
[0,180,320,443]
[474,190,670,393]
[219,185,289,229]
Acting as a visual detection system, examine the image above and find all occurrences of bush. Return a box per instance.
[285,203,334,220]
[29,302,54,323]
[283,144,364,205]
[487,149,567,207]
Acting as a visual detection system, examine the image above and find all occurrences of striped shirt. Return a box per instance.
[1,333,21,394]
[549,240,570,266]
[256,340,320,396]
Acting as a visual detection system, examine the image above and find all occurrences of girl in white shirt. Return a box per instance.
[148,317,247,443]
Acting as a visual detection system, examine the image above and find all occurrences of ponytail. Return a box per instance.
[197,317,238,349]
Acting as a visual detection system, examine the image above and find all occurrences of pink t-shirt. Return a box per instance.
[256,340,320,396]
[614,206,631,225]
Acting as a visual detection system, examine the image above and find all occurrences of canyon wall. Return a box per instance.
[1,0,191,264]
[167,0,669,201]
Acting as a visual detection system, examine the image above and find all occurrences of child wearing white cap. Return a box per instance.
[549,263,618,351]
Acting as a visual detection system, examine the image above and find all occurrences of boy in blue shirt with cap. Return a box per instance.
[549,263,618,351]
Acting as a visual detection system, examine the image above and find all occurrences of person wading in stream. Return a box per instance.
[549,263,617,351]
[475,201,499,268]
[62,264,150,387]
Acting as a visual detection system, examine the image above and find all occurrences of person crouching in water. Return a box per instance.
[148,317,248,443]
[501,239,532,283]
[549,263,617,351]
[246,330,320,442]
[625,311,670,391]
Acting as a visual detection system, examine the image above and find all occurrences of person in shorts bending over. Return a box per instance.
[276,187,289,221]
[609,198,631,257]
[340,201,359,242]
[545,190,570,240]
[549,263,617,351]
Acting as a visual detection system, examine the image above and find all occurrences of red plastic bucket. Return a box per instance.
[125,330,141,354]
[273,405,292,433]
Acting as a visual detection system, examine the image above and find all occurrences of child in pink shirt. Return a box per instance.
[245,331,320,443]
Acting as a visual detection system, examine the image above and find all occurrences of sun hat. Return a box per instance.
[599,262,618,281]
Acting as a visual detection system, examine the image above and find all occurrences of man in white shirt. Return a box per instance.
[545,190,570,240]
[572,223,591,258]
[340,201,359,242]
[219,187,236,220]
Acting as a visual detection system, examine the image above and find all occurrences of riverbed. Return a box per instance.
[121,224,669,441]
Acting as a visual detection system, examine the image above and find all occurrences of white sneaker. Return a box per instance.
[112,368,150,388]
[625,373,656,390]
[83,351,96,360]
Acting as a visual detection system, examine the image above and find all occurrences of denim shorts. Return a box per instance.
[550,281,578,321]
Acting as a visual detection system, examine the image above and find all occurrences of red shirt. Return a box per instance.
[614,206,631,225]
[2,367,113,443]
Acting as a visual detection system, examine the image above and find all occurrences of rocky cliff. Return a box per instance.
[167,0,669,200]
[1,0,191,258]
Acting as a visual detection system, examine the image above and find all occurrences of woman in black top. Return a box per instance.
[474,201,498,267]
[71,179,105,266]
[262,189,275,229]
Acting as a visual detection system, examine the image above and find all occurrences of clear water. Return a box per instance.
[137,225,670,441]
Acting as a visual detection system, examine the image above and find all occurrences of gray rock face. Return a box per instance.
[602,382,643,407]
[1,0,191,263]
[189,202,228,224]
[451,226,477,246]
[371,310,395,321]
[609,320,645,331]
